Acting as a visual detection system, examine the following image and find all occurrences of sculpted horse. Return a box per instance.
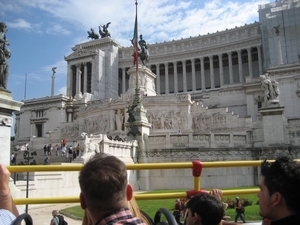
[131,34,149,65]
[99,22,111,38]
[87,28,99,40]
[138,46,149,66]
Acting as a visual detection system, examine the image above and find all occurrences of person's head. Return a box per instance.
[52,210,59,217]
[258,156,300,221]
[235,196,239,202]
[186,193,223,225]
[79,153,130,222]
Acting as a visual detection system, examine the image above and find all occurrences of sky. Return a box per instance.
[1,0,270,102]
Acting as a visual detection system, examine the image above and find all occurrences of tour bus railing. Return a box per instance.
[7,159,299,205]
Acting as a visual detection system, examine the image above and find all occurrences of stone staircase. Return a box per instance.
[11,149,75,182]
[14,149,73,165]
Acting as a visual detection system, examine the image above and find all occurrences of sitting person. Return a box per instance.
[185,193,224,225]
[78,153,147,225]
[258,156,300,224]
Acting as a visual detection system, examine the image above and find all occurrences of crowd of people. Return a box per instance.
[3,154,300,225]
[43,141,81,164]
[107,135,127,142]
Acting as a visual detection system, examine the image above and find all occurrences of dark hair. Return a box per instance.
[79,153,127,211]
[261,156,300,213]
[186,193,223,225]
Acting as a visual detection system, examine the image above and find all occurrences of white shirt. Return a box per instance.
[0,209,16,225]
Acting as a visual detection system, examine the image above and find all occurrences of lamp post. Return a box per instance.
[22,149,36,213]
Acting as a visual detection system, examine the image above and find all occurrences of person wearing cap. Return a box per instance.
[234,196,245,223]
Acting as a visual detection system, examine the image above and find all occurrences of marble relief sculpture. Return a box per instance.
[260,73,280,105]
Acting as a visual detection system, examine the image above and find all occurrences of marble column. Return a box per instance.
[276,36,283,64]
[218,54,224,86]
[237,50,243,83]
[257,46,263,75]
[200,57,205,90]
[165,63,169,94]
[182,60,187,92]
[75,64,82,99]
[67,65,73,97]
[156,64,160,94]
[83,63,88,94]
[173,61,178,93]
[122,68,126,94]
[228,52,233,84]
[247,47,253,78]
[191,59,196,92]
[209,55,215,89]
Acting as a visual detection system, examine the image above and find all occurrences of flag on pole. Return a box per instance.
[132,6,138,65]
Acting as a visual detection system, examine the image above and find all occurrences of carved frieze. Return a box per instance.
[149,136,166,143]
[193,134,210,142]
[215,134,230,142]
[193,112,226,131]
[147,110,188,130]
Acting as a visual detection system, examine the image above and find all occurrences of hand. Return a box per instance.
[209,189,223,201]
[0,164,10,195]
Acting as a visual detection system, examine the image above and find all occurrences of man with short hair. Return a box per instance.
[78,153,146,225]
[185,193,224,225]
[258,156,300,224]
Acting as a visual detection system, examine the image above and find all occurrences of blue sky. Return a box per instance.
[1,0,270,102]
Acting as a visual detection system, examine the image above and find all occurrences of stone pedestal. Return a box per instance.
[123,64,157,97]
[259,106,285,145]
[0,88,24,213]
[0,89,23,165]
[126,84,152,190]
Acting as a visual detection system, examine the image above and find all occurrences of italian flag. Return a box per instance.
[133,9,138,65]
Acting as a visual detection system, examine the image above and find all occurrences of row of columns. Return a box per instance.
[69,62,91,98]
[119,46,262,95]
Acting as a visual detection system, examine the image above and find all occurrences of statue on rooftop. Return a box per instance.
[87,28,99,40]
[99,22,111,38]
[0,22,11,89]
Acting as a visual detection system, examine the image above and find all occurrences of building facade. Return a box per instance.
[14,0,300,190]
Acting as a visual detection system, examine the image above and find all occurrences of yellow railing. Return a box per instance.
[8,159,299,205]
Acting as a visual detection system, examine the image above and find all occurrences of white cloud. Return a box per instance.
[6,19,32,30]
[5,0,269,46]
[46,24,71,36]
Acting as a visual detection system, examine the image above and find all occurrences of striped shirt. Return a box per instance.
[96,208,147,225]
[0,209,16,225]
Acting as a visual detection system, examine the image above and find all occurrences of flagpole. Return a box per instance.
[135,0,139,89]
[24,73,27,100]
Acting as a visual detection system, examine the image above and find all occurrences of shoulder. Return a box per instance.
[0,209,16,224]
